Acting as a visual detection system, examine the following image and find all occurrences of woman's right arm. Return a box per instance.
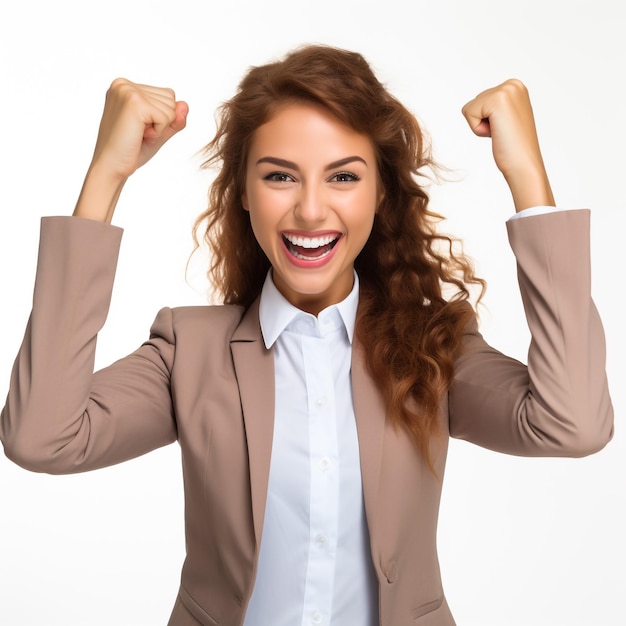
[0,80,188,472]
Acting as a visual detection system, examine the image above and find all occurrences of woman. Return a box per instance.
[0,45,613,625]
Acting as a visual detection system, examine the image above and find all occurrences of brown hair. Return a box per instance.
[194,44,484,467]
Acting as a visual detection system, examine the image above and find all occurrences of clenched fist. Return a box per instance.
[74,80,188,223]
[92,79,188,180]
[462,79,555,212]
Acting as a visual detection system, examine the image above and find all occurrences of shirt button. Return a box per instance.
[319,457,331,471]
[315,534,327,547]
[312,612,322,624]
[315,396,328,407]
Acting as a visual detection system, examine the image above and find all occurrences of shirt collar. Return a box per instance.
[259,270,359,349]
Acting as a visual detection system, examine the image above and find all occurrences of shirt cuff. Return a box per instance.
[507,206,580,221]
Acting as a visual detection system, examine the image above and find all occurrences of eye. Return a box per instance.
[329,171,360,183]
[263,171,294,183]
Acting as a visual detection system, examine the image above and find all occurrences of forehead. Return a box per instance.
[248,102,375,163]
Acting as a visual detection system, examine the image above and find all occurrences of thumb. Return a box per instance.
[469,117,492,138]
[143,100,189,145]
[462,102,492,138]
[170,100,189,133]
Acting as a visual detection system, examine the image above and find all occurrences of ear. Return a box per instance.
[241,191,249,212]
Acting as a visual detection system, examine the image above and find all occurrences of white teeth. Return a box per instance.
[284,234,338,248]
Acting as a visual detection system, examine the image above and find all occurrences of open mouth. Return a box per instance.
[282,233,341,261]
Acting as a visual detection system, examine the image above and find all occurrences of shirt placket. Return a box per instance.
[301,332,339,626]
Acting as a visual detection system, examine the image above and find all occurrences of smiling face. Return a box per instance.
[242,102,380,315]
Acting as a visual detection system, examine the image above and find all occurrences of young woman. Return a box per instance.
[0,45,613,625]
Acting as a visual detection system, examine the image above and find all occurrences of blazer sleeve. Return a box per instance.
[449,209,614,457]
[0,216,178,474]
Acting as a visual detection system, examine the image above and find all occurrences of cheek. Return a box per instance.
[246,195,286,255]
[247,216,276,268]
[248,209,269,247]
[250,184,295,211]
[347,189,378,234]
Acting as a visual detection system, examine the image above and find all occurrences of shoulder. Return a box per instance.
[149,304,248,345]
[171,304,246,328]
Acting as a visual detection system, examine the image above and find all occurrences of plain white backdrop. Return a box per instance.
[1,0,624,624]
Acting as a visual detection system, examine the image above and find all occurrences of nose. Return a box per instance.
[293,182,328,224]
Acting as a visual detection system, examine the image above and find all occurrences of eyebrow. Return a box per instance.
[255,155,367,171]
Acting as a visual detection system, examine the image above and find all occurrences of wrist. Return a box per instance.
[503,163,555,213]
[73,162,128,223]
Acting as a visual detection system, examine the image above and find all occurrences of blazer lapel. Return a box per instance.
[351,338,386,540]
[230,299,275,544]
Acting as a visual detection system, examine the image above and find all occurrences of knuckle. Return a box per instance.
[109,77,131,92]
[107,78,143,106]
[502,78,528,94]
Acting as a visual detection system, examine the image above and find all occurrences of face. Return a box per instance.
[242,102,380,315]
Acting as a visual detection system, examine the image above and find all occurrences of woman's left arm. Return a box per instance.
[449,82,613,456]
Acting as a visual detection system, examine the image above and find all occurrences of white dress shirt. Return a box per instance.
[243,271,378,626]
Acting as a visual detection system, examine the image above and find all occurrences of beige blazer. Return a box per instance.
[0,210,613,626]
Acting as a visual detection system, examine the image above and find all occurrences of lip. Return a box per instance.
[280,230,342,269]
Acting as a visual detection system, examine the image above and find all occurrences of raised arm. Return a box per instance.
[1,80,188,472]
[449,81,613,456]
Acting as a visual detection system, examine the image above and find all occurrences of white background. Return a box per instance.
[1,0,624,624]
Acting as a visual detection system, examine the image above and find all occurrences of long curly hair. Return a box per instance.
[194,45,484,467]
